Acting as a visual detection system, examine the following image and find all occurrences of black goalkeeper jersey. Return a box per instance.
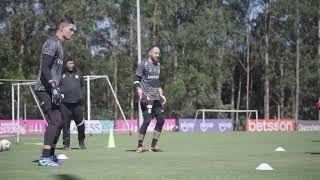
[135,59,161,100]
[35,35,64,91]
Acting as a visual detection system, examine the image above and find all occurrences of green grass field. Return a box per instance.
[1,132,320,180]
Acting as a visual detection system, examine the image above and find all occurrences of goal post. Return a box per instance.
[11,75,131,143]
[194,109,258,130]
[11,81,47,143]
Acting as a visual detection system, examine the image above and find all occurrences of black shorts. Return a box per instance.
[36,91,59,112]
[141,100,163,115]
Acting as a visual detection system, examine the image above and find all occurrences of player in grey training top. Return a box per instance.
[134,45,167,153]
[35,35,64,91]
[35,16,75,167]
[135,55,161,100]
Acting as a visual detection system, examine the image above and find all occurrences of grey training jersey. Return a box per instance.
[35,35,64,91]
[135,59,161,100]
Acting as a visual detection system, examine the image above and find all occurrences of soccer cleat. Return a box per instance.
[149,146,160,152]
[39,155,63,165]
[38,157,60,167]
[63,145,71,150]
[50,155,64,165]
[136,146,144,153]
[79,143,86,150]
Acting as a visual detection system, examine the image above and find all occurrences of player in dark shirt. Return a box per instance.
[59,57,86,150]
[134,45,167,152]
[35,16,75,166]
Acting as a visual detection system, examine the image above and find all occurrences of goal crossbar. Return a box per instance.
[194,109,258,121]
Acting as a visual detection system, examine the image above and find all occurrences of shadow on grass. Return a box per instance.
[125,149,147,152]
[55,147,81,150]
[305,152,320,155]
[52,174,83,180]
[125,149,164,152]
[311,140,320,142]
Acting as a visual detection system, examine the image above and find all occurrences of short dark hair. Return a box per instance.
[65,56,75,63]
[148,45,160,53]
[56,16,74,30]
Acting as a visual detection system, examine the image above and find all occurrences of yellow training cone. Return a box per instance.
[107,128,116,148]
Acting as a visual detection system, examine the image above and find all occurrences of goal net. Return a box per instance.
[9,75,131,144]
[194,109,258,131]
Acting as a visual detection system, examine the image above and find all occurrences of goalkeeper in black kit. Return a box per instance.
[35,17,75,166]
[134,45,167,153]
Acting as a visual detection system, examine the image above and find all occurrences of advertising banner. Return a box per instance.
[0,119,46,135]
[114,119,176,133]
[70,120,114,134]
[1,119,175,135]
[114,119,138,133]
[179,119,233,132]
[298,120,320,131]
[0,120,114,135]
[246,119,296,132]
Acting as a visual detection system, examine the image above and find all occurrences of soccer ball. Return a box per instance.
[0,139,11,151]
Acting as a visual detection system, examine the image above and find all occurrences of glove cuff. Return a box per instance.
[51,81,57,88]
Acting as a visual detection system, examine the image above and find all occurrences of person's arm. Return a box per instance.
[158,87,166,105]
[80,73,86,103]
[80,72,85,88]
[40,39,62,105]
[41,39,57,86]
[41,54,54,84]
[134,75,143,99]
[134,63,144,99]
[158,87,163,96]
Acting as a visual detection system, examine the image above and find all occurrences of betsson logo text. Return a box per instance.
[247,119,295,132]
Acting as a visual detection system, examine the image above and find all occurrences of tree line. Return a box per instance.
[0,0,319,125]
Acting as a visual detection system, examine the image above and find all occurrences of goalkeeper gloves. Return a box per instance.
[51,82,63,106]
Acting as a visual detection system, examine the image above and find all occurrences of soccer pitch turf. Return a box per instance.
[1,132,320,180]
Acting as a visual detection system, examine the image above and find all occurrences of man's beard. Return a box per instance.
[64,35,72,40]
[151,57,158,62]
